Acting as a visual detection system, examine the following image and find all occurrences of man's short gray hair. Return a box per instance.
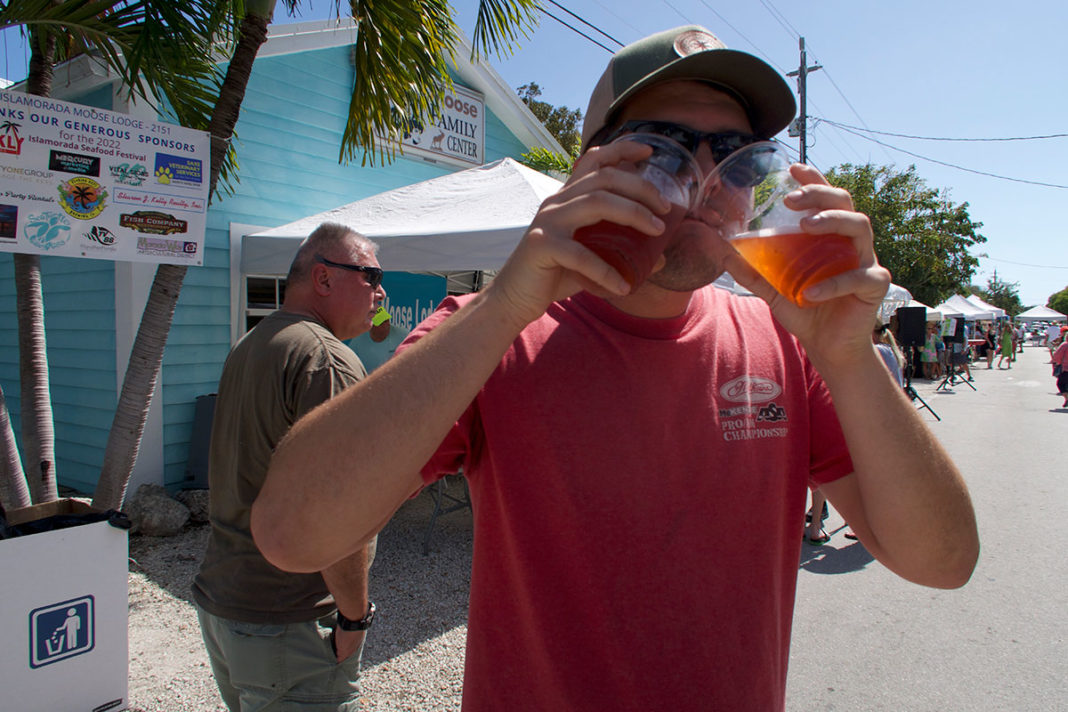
[286,222,379,284]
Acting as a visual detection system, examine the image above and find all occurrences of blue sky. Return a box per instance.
[2,1,1064,306]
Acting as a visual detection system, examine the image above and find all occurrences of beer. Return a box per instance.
[730,227,859,307]
[574,202,686,289]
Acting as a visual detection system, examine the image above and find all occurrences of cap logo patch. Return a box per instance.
[673,30,725,57]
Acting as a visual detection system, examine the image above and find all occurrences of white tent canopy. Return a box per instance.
[879,283,912,324]
[905,299,943,321]
[936,294,994,321]
[243,158,563,274]
[964,294,1006,319]
[1016,305,1067,322]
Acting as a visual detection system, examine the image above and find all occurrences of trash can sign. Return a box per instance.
[29,595,95,668]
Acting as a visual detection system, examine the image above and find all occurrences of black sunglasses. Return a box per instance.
[599,120,763,165]
[315,255,383,289]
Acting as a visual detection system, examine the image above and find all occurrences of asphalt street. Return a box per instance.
[786,342,1066,711]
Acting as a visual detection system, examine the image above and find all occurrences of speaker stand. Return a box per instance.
[935,363,977,392]
[903,350,940,420]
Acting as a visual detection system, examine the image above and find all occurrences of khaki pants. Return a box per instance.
[197,606,364,712]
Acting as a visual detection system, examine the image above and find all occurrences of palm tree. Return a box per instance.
[0,0,236,504]
[0,368,32,511]
[91,0,542,510]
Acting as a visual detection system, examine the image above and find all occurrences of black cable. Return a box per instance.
[543,0,624,47]
[540,7,615,54]
[819,118,1068,142]
[757,0,800,39]
[982,256,1068,270]
[825,121,1068,189]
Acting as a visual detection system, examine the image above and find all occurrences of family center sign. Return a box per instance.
[0,91,210,266]
[398,85,485,168]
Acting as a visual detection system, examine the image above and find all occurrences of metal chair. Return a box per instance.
[422,474,471,555]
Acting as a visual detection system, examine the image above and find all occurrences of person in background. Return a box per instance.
[253,26,978,710]
[936,329,947,379]
[1046,322,1062,356]
[981,323,997,369]
[350,305,412,373]
[921,321,940,379]
[844,320,905,542]
[874,321,905,387]
[1054,334,1068,408]
[997,321,1014,369]
[193,222,383,712]
[804,488,831,545]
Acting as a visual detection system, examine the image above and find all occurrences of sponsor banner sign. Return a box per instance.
[0,90,209,265]
[398,85,485,167]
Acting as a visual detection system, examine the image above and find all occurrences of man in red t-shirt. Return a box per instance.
[254,25,979,711]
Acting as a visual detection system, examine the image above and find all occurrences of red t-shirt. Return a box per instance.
[403,286,853,711]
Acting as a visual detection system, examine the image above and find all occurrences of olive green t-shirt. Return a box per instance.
[192,310,366,623]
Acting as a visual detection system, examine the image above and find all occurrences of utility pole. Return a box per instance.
[786,37,821,164]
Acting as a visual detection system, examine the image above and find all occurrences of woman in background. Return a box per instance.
[997,321,1014,369]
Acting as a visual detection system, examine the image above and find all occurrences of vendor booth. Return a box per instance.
[243,157,563,276]
[936,295,995,321]
[964,294,1006,319]
[1016,305,1066,322]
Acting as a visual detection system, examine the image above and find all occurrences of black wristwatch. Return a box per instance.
[336,601,375,631]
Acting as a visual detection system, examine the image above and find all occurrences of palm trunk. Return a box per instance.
[93,9,274,510]
[0,382,32,511]
[14,254,56,503]
[11,32,59,504]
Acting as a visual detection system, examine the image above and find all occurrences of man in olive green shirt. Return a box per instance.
[193,222,384,711]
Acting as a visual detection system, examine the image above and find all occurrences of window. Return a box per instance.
[245,275,285,332]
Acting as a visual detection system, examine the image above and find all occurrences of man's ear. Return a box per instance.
[311,263,332,296]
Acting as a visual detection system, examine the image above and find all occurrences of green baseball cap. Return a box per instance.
[581,25,796,149]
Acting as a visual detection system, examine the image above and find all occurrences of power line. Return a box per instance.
[540,7,615,54]
[823,120,1068,189]
[691,0,790,75]
[543,0,624,47]
[983,256,1068,270]
[756,0,800,39]
[817,119,1068,143]
[587,0,647,38]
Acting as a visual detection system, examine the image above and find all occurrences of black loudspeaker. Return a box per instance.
[943,317,965,344]
[896,306,926,347]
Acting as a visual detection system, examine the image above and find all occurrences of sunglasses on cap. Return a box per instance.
[315,255,384,289]
[597,120,763,166]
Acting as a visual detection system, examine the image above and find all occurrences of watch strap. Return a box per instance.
[336,601,375,631]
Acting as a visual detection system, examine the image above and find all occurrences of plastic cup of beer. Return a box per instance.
[574,133,702,289]
[704,141,859,307]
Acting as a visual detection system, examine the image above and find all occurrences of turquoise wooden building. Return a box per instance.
[0,19,562,496]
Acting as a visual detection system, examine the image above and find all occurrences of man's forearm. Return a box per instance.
[321,544,373,663]
[815,345,979,588]
[253,290,525,573]
[321,543,373,620]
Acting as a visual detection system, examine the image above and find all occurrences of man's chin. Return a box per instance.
[648,221,731,291]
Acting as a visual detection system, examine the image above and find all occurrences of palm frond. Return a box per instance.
[346,0,458,165]
[1,0,241,197]
[472,0,540,59]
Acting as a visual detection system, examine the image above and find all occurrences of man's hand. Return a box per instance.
[332,628,365,663]
[484,140,673,329]
[723,163,891,370]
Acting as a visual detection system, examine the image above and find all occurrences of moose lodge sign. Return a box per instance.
[0,90,209,266]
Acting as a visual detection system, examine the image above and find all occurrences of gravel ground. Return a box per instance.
[126,477,473,711]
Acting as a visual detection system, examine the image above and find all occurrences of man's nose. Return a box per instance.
[692,141,721,180]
